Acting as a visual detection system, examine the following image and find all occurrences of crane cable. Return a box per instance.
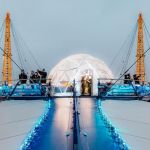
[0,21,5,46]
[10,21,31,71]
[106,23,150,96]
[11,21,41,69]
[11,22,24,69]
[120,22,138,76]
[106,46,150,94]
[144,21,150,39]
[0,46,22,70]
[143,22,150,82]
[109,22,137,69]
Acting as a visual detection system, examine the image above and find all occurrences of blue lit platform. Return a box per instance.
[0,100,45,150]
[0,84,150,102]
[0,84,41,97]
[102,100,150,150]
[107,84,150,96]
[1,98,150,149]
[0,84,149,97]
[20,98,129,150]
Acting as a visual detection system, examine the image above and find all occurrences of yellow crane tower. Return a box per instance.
[136,13,145,83]
[2,12,12,85]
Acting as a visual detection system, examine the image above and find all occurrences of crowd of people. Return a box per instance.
[124,73,140,84]
[19,69,47,84]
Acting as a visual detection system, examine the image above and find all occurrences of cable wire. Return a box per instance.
[106,46,150,93]
[109,22,137,70]
[11,22,24,69]
[11,21,41,69]
[143,24,150,82]
[0,46,22,70]
[120,22,138,76]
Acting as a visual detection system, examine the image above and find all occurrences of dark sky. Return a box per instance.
[0,0,150,79]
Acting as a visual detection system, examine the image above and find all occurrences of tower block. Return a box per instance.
[136,13,145,83]
[2,12,12,85]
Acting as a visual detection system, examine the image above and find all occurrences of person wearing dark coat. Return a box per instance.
[133,74,140,84]
[29,71,35,84]
[19,69,27,84]
[30,70,41,84]
[37,69,47,84]
[34,72,40,83]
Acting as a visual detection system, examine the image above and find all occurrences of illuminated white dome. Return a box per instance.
[48,54,114,95]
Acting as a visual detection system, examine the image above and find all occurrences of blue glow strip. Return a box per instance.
[20,100,51,150]
[97,99,131,150]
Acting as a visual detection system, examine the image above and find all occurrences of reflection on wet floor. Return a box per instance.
[33,98,118,150]
[79,98,115,150]
[35,98,73,150]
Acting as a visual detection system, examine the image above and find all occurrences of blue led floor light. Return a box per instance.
[20,100,52,150]
[97,99,131,150]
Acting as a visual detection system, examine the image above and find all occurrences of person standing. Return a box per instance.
[19,69,27,84]
[37,69,47,84]
[29,71,35,84]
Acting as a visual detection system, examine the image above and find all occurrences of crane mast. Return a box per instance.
[2,12,12,85]
[136,13,145,83]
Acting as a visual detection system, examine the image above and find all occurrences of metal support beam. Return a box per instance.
[2,12,12,85]
[136,13,145,83]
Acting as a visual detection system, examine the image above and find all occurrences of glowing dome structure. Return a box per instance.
[48,54,114,95]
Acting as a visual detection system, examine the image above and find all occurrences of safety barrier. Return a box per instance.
[0,84,41,96]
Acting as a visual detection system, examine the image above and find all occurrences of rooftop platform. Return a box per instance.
[0,100,45,150]
[0,99,149,150]
[102,100,150,150]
